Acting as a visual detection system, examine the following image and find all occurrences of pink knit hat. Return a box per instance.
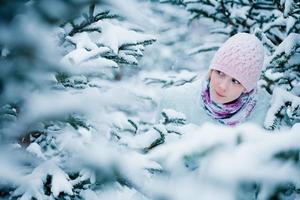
[209,32,265,92]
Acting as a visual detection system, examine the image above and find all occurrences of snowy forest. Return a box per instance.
[0,0,300,199]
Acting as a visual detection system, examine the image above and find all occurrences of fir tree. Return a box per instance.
[0,1,156,199]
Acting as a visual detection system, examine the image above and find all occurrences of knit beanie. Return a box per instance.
[209,32,265,92]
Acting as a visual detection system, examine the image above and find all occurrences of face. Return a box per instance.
[209,69,246,104]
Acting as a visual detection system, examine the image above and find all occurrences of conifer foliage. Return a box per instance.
[0,1,156,199]
[0,0,300,200]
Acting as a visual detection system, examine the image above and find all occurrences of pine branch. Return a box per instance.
[68,8,119,37]
[264,87,300,129]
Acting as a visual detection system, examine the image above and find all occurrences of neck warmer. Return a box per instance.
[200,79,257,126]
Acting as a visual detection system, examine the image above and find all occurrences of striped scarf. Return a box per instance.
[200,79,257,126]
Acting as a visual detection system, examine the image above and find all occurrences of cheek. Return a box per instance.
[229,87,244,99]
[209,74,218,88]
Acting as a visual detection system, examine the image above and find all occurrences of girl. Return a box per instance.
[157,32,270,127]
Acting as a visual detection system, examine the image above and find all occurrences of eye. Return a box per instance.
[232,78,240,85]
[216,70,225,76]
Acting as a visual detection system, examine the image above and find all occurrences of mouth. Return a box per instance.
[215,90,225,97]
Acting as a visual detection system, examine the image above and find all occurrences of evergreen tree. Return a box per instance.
[0,1,157,199]
[1,0,300,199]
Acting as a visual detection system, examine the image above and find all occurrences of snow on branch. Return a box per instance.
[264,87,300,130]
[142,70,197,88]
[187,43,221,55]
[56,6,157,88]
[254,28,277,55]
[67,8,119,37]
[12,159,73,200]
[262,33,300,93]
[146,123,300,199]
[160,108,187,125]
[62,20,156,69]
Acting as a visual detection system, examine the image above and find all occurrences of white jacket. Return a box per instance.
[156,76,271,127]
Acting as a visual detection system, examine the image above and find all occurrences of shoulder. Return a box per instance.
[156,77,211,124]
[163,78,202,99]
[161,76,204,108]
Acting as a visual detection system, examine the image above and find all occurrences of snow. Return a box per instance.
[76,56,118,69]
[264,33,300,80]
[186,3,215,16]
[1,0,300,199]
[89,20,156,54]
[263,16,286,33]
[286,16,297,33]
[66,32,98,50]
[119,129,161,149]
[264,87,300,128]
[291,123,300,132]
[63,23,73,35]
[22,89,102,121]
[230,6,250,19]
[264,68,283,81]
[58,131,162,195]
[142,70,198,87]
[60,18,157,73]
[80,189,99,200]
[283,33,300,54]
[61,47,110,65]
[50,164,73,197]
[161,109,186,122]
[13,160,73,199]
[147,123,300,198]
[124,44,144,55]
[119,51,138,65]
[90,183,148,200]
[281,0,293,17]
[0,153,23,188]
[26,143,46,160]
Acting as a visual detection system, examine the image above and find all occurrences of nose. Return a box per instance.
[218,79,230,92]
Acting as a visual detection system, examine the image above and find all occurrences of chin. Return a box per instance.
[211,95,226,104]
[214,96,238,104]
[210,88,230,104]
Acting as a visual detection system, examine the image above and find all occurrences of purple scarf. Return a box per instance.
[200,79,257,126]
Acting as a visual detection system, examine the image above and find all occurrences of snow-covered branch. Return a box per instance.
[264,87,300,130]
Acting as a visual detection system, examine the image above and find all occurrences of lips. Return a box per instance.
[215,89,225,97]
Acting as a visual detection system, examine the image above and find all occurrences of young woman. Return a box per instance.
[157,32,270,126]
